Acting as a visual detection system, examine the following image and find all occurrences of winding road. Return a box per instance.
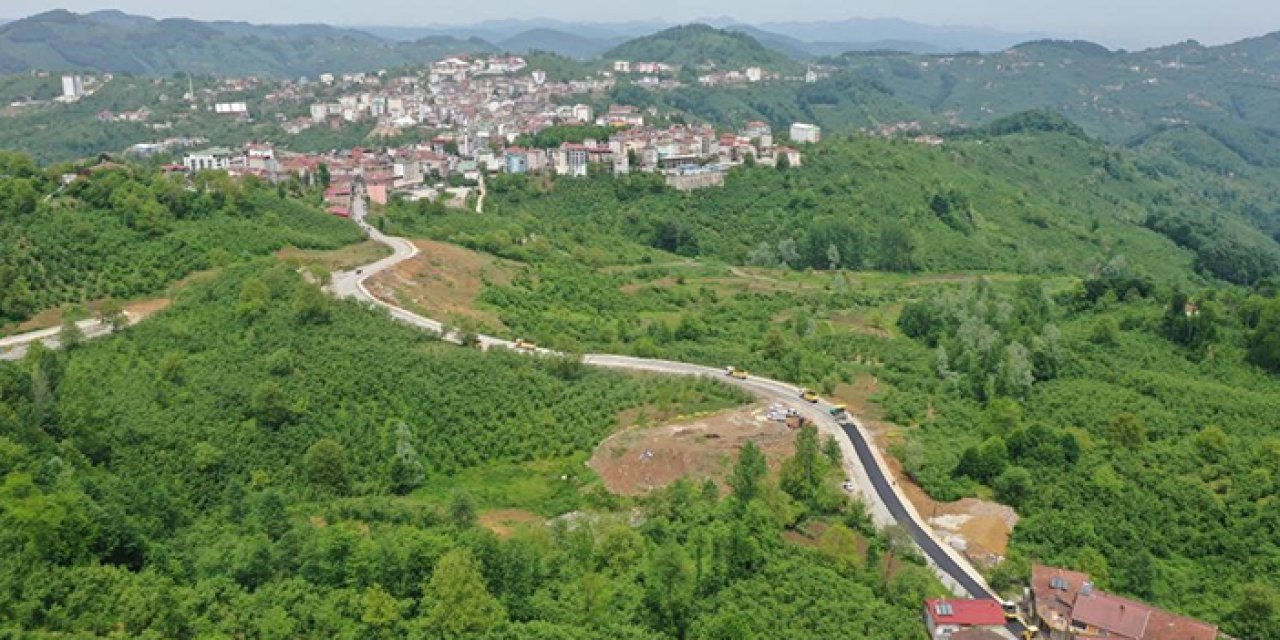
[2,188,1020,623]
[330,189,1008,608]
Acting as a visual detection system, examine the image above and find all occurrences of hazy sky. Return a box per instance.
[7,1,1279,49]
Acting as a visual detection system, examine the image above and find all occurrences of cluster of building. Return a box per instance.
[302,55,613,139]
[177,115,814,210]
[922,564,1219,640]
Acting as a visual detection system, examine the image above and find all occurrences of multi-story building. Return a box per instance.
[60,75,84,100]
[183,147,240,172]
[790,122,821,144]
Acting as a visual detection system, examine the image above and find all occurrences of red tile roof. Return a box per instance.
[924,599,1005,627]
[1072,592,1151,639]
[1145,608,1218,640]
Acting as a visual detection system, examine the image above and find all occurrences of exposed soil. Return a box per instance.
[11,295,174,334]
[589,404,800,496]
[834,373,1018,566]
[277,240,391,272]
[478,509,544,539]
[366,239,516,330]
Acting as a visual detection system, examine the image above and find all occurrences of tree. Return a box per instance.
[237,278,271,319]
[1249,298,1280,372]
[728,441,767,505]
[422,548,506,638]
[97,299,128,331]
[781,425,825,506]
[58,318,84,350]
[251,380,294,428]
[776,152,790,171]
[1228,582,1280,640]
[303,438,350,496]
[317,163,331,189]
[1107,413,1148,449]
[878,224,919,272]
[448,491,477,528]
[292,284,331,325]
[360,584,402,636]
[644,542,695,639]
[1090,316,1121,345]
[956,436,1008,483]
[817,523,865,571]
[998,341,1035,397]
[386,422,425,494]
[993,466,1033,506]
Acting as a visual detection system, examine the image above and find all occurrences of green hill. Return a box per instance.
[394,121,1280,289]
[0,10,493,77]
[603,24,800,71]
[826,34,1280,164]
[0,257,939,638]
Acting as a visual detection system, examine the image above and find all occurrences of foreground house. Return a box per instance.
[924,598,1009,640]
[1028,565,1218,640]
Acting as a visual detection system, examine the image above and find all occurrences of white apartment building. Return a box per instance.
[790,123,821,144]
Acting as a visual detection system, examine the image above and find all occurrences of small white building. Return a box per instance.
[790,123,821,144]
[214,102,249,117]
[572,104,594,124]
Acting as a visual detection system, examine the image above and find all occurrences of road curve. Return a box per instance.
[331,189,999,601]
[0,188,1002,606]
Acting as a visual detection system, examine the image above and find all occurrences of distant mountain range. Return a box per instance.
[0,10,1049,76]
[0,10,492,77]
[361,17,1047,59]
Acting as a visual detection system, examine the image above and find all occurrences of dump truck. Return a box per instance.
[828,403,847,417]
[799,389,819,403]
[514,339,537,351]
[1002,601,1020,621]
[724,366,749,379]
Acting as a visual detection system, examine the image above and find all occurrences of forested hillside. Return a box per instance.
[396,118,1280,288]
[829,34,1280,153]
[0,10,492,77]
[603,25,800,72]
[378,121,1280,637]
[0,262,941,638]
[0,152,361,326]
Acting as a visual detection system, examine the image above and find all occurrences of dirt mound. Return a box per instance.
[589,404,799,496]
[366,239,516,330]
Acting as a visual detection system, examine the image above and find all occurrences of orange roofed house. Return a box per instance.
[1029,565,1219,640]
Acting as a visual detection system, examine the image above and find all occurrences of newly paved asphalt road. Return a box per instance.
[331,191,1001,604]
[3,188,1015,619]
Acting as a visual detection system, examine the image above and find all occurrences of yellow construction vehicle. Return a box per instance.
[724,366,749,379]
[514,339,537,351]
[800,389,820,403]
[828,403,848,417]
[1022,625,1040,639]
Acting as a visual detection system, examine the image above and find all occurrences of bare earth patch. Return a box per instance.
[366,239,516,330]
[589,404,798,496]
[479,509,544,539]
[835,373,1018,567]
[277,240,391,272]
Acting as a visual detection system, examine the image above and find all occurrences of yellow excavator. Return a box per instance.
[799,389,820,403]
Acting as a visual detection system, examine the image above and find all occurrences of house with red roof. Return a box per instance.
[1028,565,1218,640]
[924,598,1007,639]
